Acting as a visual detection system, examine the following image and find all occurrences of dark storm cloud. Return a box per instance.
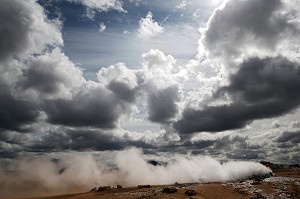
[0,83,40,131]
[148,133,266,161]
[275,131,300,144]
[44,86,122,129]
[148,85,180,123]
[26,128,156,153]
[175,56,300,134]
[225,149,261,160]
[107,81,137,103]
[183,140,215,149]
[21,63,64,95]
[211,135,248,150]
[174,104,252,133]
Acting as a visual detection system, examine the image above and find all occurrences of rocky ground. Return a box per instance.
[26,170,300,199]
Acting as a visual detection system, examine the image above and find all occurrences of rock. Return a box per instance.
[97,186,111,192]
[162,186,177,194]
[174,182,180,186]
[185,189,197,196]
[250,192,266,199]
[252,180,261,185]
[90,187,97,192]
[138,185,151,188]
[148,160,161,166]
[117,184,122,189]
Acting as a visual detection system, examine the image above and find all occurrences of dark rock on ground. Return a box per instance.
[138,185,151,188]
[249,192,266,199]
[117,184,122,189]
[162,186,177,194]
[97,186,111,192]
[251,180,261,185]
[185,189,197,196]
[148,160,161,166]
[90,187,97,192]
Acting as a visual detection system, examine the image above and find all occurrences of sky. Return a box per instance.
[0,0,300,167]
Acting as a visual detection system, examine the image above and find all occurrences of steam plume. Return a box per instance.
[0,147,271,198]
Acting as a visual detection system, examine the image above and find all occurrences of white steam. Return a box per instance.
[0,147,271,198]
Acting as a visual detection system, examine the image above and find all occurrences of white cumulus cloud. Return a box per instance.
[137,12,164,39]
[99,22,106,32]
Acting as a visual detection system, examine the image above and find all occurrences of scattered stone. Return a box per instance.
[117,184,122,189]
[251,180,261,185]
[173,182,190,188]
[162,186,177,194]
[138,185,151,188]
[97,186,111,192]
[249,192,266,199]
[90,187,97,192]
[185,189,197,196]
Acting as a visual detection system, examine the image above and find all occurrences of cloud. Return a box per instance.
[26,128,156,153]
[0,0,133,132]
[43,82,128,129]
[138,12,164,39]
[85,8,96,20]
[141,49,178,88]
[98,62,140,103]
[19,48,84,99]
[175,56,300,134]
[200,0,300,60]
[129,0,144,6]
[0,0,63,131]
[68,0,125,13]
[99,22,106,32]
[0,83,40,131]
[176,0,188,10]
[275,131,300,144]
[0,0,62,61]
[147,85,181,124]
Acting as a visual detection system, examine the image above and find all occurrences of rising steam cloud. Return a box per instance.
[0,147,271,198]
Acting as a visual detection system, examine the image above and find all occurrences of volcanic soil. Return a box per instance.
[25,170,300,199]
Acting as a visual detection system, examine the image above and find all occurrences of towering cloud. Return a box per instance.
[175,0,300,134]
[0,0,63,131]
[0,0,62,61]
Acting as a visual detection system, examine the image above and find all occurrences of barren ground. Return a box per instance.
[25,170,300,199]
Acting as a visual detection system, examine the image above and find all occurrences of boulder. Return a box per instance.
[138,185,151,188]
[90,187,97,192]
[162,186,177,194]
[117,184,122,189]
[185,189,197,196]
[252,180,261,185]
[97,186,111,192]
[148,160,161,166]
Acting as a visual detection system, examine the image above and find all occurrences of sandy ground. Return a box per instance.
[25,170,300,199]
